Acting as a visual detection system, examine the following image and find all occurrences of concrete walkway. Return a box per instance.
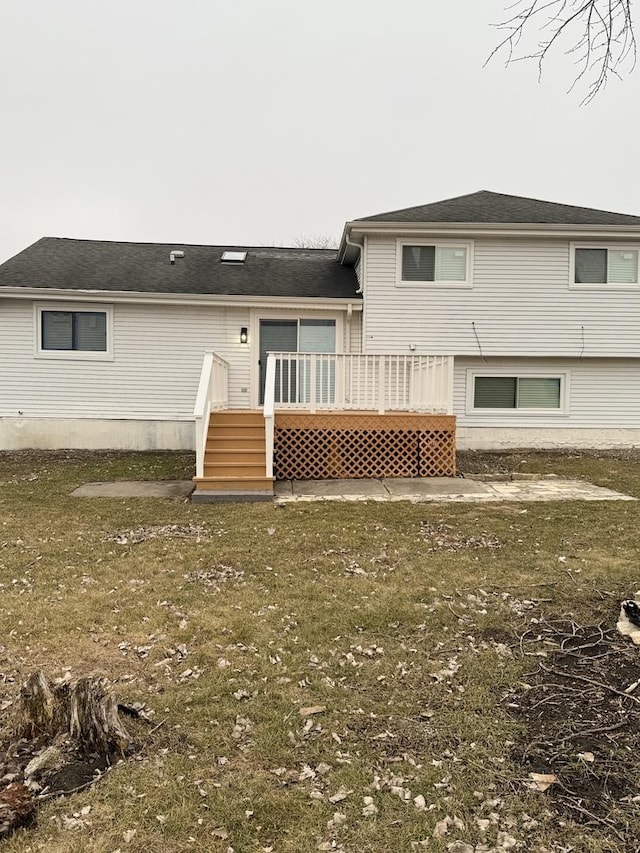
[72,480,194,498]
[70,477,635,504]
[274,477,635,504]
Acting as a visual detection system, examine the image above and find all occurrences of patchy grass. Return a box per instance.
[1,449,640,851]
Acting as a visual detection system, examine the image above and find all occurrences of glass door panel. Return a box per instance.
[259,318,336,406]
[259,320,297,405]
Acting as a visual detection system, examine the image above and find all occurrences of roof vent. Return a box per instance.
[221,251,247,264]
[169,250,185,265]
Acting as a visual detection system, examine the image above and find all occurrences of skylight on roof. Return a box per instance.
[221,251,247,263]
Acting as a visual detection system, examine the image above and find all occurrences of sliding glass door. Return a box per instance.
[259,318,336,405]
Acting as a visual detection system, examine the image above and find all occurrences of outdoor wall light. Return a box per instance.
[240,327,248,344]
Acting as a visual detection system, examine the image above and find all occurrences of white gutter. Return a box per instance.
[344,232,365,295]
[0,287,363,310]
[345,221,640,240]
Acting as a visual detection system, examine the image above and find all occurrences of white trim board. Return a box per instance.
[2,287,363,311]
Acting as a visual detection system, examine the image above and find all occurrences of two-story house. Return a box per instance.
[2,190,640,498]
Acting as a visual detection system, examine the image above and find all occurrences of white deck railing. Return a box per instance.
[193,352,229,478]
[264,353,454,415]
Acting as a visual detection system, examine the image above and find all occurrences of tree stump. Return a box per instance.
[13,671,60,741]
[69,678,131,757]
[1,671,135,838]
[12,671,131,757]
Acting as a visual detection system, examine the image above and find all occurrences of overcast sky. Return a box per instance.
[1,0,638,262]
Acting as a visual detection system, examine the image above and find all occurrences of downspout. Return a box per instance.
[344,233,365,296]
[344,232,366,353]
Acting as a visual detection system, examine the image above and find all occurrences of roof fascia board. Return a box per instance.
[345,221,640,239]
[337,223,365,264]
[0,287,362,310]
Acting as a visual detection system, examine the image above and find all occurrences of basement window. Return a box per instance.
[221,251,247,263]
[469,374,567,412]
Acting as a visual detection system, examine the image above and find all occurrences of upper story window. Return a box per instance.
[35,303,113,360]
[397,240,472,286]
[572,244,639,287]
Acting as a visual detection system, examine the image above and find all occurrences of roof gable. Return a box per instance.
[357,190,640,227]
[0,238,359,299]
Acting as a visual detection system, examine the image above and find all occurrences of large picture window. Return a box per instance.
[35,303,113,359]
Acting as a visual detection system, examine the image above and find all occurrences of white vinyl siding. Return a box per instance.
[455,357,640,428]
[363,237,640,357]
[0,300,362,420]
[2,301,251,418]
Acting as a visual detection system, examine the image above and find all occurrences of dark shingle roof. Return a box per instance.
[357,190,640,226]
[0,238,359,299]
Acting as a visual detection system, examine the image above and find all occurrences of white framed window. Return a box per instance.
[467,371,569,414]
[570,243,639,288]
[35,303,114,360]
[396,239,473,287]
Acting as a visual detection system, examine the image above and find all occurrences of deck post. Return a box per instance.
[377,356,386,414]
[264,353,277,480]
[446,356,455,414]
[193,352,228,480]
[309,354,317,414]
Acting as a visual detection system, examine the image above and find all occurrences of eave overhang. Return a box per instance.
[0,287,362,310]
[338,220,640,263]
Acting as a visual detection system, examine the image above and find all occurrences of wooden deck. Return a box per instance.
[192,410,456,500]
[273,412,456,480]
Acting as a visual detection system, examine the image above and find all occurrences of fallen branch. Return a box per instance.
[540,664,640,705]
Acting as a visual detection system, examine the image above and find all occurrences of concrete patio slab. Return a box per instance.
[275,477,635,505]
[273,481,293,497]
[70,477,635,505]
[290,479,387,497]
[383,478,490,496]
[72,480,194,498]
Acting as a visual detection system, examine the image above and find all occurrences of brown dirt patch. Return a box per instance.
[506,618,640,833]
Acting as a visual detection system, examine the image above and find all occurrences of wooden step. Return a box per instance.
[204,462,267,478]
[208,425,265,440]
[194,410,272,501]
[208,436,265,451]
[205,449,266,465]
[193,476,274,492]
[210,411,264,426]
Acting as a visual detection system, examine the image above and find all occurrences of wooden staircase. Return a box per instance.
[192,410,274,501]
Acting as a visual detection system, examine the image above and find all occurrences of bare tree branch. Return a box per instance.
[487,0,636,103]
[292,235,338,249]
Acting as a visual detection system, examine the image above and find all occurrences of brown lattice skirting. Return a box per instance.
[274,413,456,480]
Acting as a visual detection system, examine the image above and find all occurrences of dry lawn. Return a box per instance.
[1,449,640,852]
